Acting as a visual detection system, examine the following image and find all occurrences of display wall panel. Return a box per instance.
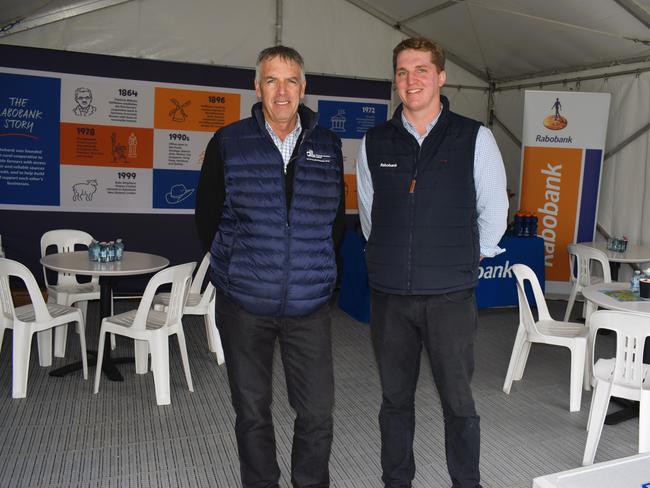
[0,45,391,290]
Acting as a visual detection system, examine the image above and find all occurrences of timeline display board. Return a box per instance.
[0,45,391,287]
[1,47,390,215]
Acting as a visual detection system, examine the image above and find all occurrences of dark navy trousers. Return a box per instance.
[215,293,334,488]
[370,288,482,488]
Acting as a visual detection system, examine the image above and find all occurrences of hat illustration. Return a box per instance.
[165,183,194,204]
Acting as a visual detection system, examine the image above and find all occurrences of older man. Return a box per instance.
[195,46,344,488]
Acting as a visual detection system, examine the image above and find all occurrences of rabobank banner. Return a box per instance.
[519,90,610,293]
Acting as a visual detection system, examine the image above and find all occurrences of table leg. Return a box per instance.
[583,300,597,391]
[50,276,132,381]
[97,277,125,381]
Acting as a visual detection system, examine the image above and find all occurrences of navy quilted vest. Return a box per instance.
[365,97,481,294]
[210,103,342,316]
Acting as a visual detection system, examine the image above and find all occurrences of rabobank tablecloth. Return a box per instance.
[338,232,545,323]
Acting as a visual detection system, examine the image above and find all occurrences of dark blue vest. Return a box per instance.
[210,104,342,316]
[365,97,481,294]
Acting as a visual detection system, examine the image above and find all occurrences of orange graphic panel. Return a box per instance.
[344,173,358,211]
[154,87,240,131]
[520,147,583,281]
[60,123,153,168]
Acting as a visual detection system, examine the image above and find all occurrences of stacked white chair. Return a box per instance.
[564,243,611,322]
[503,263,589,412]
[582,310,650,465]
[40,229,100,357]
[0,257,88,398]
[94,261,196,406]
[152,252,224,364]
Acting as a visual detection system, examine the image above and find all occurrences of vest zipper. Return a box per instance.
[280,154,291,316]
[281,220,290,315]
[406,142,420,292]
[280,131,307,315]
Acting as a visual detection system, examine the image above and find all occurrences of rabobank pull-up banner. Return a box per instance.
[519,90,610,293]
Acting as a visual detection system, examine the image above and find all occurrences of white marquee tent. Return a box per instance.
[2,0,650,276]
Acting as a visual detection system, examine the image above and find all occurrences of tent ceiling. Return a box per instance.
[2,0,650,84]
[345,0,650,82]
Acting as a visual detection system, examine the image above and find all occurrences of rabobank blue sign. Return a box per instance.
[0,72,61,206]
[318,100,388,139]
[476,235,545,308]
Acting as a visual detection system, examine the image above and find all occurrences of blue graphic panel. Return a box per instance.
[317,100,388,139]
[576,149,602,242]
[0,73,60,205]
[152,169,199,210]
[475,235,545,309]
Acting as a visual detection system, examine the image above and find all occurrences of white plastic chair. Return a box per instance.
[564,244,611,322]
[40,229,100,358]
[94,262,196,406]
[582,310,650,465]
[503,263,589,412]
[0,258,88,398]
[152,252,224,364]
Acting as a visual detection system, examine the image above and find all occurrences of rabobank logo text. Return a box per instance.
[536,135,573,144]
[537,163,562,269]
[478,260,514,279]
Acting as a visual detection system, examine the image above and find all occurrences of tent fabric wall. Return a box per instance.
[3,0,650,270]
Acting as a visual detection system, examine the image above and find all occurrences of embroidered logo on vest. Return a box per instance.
[379,162,398,168]
[306,149,332,162]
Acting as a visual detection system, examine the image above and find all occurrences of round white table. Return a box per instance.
[582,282,650,316]
[580,241,650,280]
[40,251,169,381]
[582,281,650,424]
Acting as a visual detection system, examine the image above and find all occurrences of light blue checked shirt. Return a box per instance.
[356,109,508,258]
[266,116,302,173]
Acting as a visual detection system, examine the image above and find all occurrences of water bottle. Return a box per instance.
[88,239,100,261]
[631,270,641,294]
[98,242,109,262]
[107,241,116,262]
[115,238,124,261]
[522,212,531,237]
[514,212,523,237]
[529,213,538,237]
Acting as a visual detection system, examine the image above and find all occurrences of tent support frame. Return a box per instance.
[0,0,133,38]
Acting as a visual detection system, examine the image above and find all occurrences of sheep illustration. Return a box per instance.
[72,179,98,201]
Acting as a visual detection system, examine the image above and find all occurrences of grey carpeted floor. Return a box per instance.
[0,297,639,488]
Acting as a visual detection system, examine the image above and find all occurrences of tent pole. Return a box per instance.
[275,0,283,46]
[491,114,521,149]
[0,0,133,38]
[487,82,495,128]
[604,120,650,160]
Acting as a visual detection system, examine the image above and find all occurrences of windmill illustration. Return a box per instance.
[169,98,191,122]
